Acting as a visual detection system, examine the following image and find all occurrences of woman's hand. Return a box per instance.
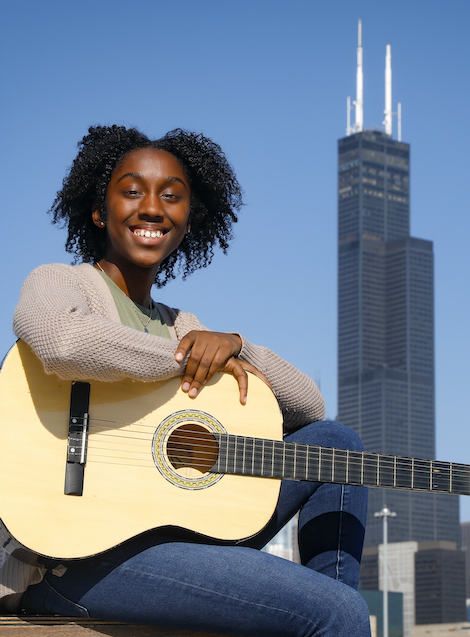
[175,331,264,404]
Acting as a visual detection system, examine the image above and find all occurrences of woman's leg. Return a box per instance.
[24,538,371,637]
[248,421,368,590]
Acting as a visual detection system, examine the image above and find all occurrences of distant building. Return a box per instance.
[359,587,403,637]
[414,544,466,625]
[360,541,466,636]
[460,522,470,602]
[337,23,459,549]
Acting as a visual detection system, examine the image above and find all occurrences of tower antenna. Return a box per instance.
[384,44,392,136]
[354,19,364,132]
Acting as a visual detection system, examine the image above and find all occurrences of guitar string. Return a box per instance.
[83,423,470,483]
[87,420,466,473]
[79,453,470,494]
[83,446,470,487]
[85,418,470,476]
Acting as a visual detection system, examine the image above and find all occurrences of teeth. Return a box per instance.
[134,229,164,238]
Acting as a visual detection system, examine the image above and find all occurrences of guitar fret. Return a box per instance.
[381,455,395,488]
[431,461,451,493]
[319,448,333,483]
[283,442,295,479]
[347,450,363,485]
[362,452,378,487]
[333,449,348,486]
[294,443,308,481]
[273,441,284,479]
[395,457,412,490]
[413,459,431,490]
[233,436,237,475]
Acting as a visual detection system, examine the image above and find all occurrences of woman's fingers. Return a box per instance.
[175,331,242,399]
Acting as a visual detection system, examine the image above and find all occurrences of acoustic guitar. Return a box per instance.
[1,341,469,563]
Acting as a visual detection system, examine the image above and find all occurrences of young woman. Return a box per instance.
[2,126,371,636]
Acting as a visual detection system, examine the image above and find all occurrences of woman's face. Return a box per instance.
[93,147,191,274]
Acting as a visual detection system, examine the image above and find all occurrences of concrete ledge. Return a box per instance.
[0,616,235,637]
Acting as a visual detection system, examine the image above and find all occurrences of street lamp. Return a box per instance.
[374,507,397,637]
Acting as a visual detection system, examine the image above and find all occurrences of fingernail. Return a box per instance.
[189,387,198,398]
[182,382,190,392]
[175,352,183,362]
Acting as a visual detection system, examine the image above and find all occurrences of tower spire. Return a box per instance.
[355,18,364,132]
[384,43,392,136]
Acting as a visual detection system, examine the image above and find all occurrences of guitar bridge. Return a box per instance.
[64,381,90,496]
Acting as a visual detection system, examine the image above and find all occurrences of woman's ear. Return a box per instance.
[92,207,106,228]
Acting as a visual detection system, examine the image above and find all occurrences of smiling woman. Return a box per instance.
[2,125,371,637]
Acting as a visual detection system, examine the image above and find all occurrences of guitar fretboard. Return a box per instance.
[214,434,470,496]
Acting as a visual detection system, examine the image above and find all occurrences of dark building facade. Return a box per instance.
[460,522,470,599]
[415,546,466,624]
[337,129,460,547]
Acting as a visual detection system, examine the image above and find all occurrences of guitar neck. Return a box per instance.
[214,434,470,496]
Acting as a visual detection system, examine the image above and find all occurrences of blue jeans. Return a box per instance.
[23,422,370,636]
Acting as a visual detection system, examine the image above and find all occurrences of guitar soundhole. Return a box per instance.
[166,424,218,477]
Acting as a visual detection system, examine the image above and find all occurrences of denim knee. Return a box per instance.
[290,420,364,453]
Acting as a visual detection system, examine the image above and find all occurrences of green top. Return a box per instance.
[96,270,171,338]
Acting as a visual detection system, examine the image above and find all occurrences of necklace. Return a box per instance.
[95,262,156,333]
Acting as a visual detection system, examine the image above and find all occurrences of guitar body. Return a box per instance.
[0,341,283,561]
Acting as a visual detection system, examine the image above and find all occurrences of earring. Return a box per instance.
[98,218,105,227]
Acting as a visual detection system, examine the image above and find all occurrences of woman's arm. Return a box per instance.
[13,263,186,383]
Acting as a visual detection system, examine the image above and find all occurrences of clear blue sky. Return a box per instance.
[2,0,470,518]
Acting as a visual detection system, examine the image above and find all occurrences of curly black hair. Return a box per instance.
[50,125,243,287]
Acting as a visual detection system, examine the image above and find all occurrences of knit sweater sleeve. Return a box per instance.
[13,263,187,382]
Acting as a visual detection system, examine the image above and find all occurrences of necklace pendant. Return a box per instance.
[144,327,149,333]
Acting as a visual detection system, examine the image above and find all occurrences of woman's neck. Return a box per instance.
[95,259,156,307]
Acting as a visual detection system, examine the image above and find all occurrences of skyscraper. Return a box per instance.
[337,22,460,547]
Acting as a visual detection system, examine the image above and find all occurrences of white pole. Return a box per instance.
[347,96,351,136]
[374,507,396,637]
[383,514,388,637]
[384,44,392,136]
[355,19,364,132]
[397,102,402,141]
